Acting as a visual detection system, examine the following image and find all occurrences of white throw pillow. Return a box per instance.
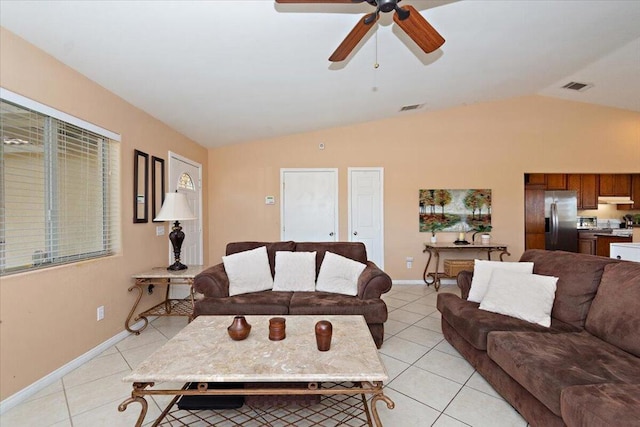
[316,251,367,296]
[479,269,558,327]
[223,246,274,296]
[272,251,317,292]
[467,260,534,303]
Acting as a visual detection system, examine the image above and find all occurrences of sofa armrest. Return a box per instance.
[457,270,473,300]
[357,261,392,300]
[193,263,230,298]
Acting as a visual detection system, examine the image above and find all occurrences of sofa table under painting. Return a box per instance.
[422,242,510,290]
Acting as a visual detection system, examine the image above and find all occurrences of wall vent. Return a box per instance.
[399,104,424,112]
[562,82,593,92]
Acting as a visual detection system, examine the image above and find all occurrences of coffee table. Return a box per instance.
[119,315,395,426]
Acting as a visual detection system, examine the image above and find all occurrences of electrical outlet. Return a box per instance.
[406,257,414,269]
[97,306,104,321]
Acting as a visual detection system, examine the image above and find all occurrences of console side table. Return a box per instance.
[126,265,206,335]
[422,243,510,291]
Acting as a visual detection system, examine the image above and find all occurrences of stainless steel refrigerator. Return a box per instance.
[545,191,578,252]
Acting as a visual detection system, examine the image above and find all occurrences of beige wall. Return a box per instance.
[207,96,640,278]
[0,28,208,399]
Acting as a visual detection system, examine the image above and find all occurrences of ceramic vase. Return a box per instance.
[315,320,333,351]
[227,315,251,341]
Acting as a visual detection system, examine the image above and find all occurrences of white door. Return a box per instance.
[349,168,384,268]
[281,169,338,242]
[168,152,203,298]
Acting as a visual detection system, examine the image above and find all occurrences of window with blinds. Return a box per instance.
[0,98,120,275]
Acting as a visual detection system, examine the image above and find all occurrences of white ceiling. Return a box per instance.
[1,1,639,148]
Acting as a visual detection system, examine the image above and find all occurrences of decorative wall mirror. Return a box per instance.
[151,156,165,222]
[134,149,149,223]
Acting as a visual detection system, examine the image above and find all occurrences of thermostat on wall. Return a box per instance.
[265,196,275,205]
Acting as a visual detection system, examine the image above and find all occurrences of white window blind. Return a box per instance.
[0,98,120,275]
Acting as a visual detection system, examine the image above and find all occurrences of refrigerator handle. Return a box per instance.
[551,202,559,246]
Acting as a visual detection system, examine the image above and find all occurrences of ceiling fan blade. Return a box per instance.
[275,0,364,3]
[393,5,445,54]
[329,13,378,62]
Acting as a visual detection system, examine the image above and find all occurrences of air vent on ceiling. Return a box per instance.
[399,104,424,112]
[562,82,593,92]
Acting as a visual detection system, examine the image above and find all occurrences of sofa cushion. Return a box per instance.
[289,292,388,324]
[437,293,577,351]
[223,246,274,296]
[226,241,296,277]
[295,242,367,277]
[468,260,534,303]
[194,291,292,316]
[560,383,640,427]
[479,270,558,327]
[272,251,317,292]
[585,261,640,357]
[487,330,640,416]
[316,251,367,296]
[519,249,619,328]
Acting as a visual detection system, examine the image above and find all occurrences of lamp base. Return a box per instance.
[167,261,188,271]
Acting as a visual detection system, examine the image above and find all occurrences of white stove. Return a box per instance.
[610,243,640,262]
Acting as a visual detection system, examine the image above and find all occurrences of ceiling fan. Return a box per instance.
[275,0,445,62]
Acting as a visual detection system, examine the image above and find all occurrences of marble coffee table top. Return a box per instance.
[123,315,388,384]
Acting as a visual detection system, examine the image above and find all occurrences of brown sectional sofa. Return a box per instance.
[437,249,640,426]
[193,241,392,348]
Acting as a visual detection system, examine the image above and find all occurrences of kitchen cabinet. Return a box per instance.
[525,186,545,250]
[567,174,599,209]
[581,174,599,209]
[578,232,597,255]
[599,174,631,197]
[545,174,567,190]
[595,235,633,258]
[618,174,640,211]
[525,174,546,186]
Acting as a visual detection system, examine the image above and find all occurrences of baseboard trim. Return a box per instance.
[392,279,456,286]
[0,318,148,415]
[392,280,425,285]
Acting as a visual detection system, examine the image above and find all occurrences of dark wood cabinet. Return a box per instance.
[525,174,546,186]
[596,235,633,257]
[524,186,545,250]
[578,232,597,255]
[567,174,599,209]
[567,174,582,208]
[618,174,640,211]
[599,174,631,197]
[545,174,567,190]
[581,174,599,209]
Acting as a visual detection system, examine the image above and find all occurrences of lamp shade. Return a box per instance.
[154,192,196,221]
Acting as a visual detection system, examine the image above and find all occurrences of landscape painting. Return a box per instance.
[419,189,492,233]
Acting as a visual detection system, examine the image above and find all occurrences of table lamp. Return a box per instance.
[154,191,196,270]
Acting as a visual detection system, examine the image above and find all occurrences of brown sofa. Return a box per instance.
[437,249,640,427]
[193,241,392,348]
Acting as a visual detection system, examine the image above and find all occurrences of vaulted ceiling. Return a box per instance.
[1,0,639,148]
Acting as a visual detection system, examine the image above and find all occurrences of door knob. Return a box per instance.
[353,231,358,236]
[329,232,334,236]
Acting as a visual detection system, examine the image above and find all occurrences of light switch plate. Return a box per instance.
[156,226,165,236]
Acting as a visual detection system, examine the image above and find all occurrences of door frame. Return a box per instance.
[168,151,203,265]
[348,167,384,269]
[280,168,339,241]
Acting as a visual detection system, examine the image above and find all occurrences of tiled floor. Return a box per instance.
[1,284,527,426]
